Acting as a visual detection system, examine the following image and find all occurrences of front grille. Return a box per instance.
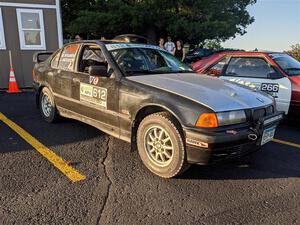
[251,105,274,124]
[266,105,274,115]
[253,108,265,122]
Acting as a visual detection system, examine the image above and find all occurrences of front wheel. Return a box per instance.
[137,112,190,178]
[39,87,59,123]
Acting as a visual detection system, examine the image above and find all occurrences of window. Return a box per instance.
[225,57,276,79]
[51,50,62,68]
[270,53,300,76]
[16,8,46,50]
[110,47,192,76]
[0,8,6,50]
[78,45,107,73]
[58,44,80,71]
[206,57,229,76]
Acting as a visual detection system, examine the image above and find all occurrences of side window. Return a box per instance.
[58,44,80,71]
[206,57,228,76]
[225,57,276,79]
[51,50,61,68]
[78,45,107,73]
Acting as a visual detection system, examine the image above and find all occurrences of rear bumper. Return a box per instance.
[184,112,284,164]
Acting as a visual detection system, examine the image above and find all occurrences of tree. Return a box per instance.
[202,39,223,50]
[62,0,256,44]
[286,44,300,61]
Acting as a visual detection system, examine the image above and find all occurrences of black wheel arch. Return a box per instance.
[35,83,54,107]
[131,104,185,150]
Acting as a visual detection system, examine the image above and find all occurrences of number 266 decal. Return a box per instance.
[261,83,279,93]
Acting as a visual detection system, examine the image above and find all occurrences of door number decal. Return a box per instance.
[80,83,107,108]
[261,83,279,93]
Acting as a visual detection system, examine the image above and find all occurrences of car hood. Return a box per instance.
[127,73,272,112]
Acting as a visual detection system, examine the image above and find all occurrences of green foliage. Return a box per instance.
[286,44,300,61]
[62,0,256,44]
[202,40,223,50]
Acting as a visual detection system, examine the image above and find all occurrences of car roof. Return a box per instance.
[192,51,286,71]
[212,51,284,57]
[64,40,164,51]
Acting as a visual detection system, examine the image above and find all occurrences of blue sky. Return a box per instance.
[222,0,300,52]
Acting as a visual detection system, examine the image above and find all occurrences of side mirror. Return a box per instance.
[88,65,109,77]
[207,68,221,76]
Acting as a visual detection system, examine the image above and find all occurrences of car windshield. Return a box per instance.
[270,53,300,76]
[109,47,193,76]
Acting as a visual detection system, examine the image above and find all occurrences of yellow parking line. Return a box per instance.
[0,112,86,182]
[273,138,300,149]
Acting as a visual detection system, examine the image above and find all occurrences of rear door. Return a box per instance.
[206,56,292,114]
[52,44,81,110]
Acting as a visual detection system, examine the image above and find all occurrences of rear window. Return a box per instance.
[51,50,61,68]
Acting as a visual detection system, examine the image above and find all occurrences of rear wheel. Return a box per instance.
[39,87,59,123]
[137,112,190,178]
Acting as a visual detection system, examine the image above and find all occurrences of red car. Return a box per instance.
[192,51,300,116]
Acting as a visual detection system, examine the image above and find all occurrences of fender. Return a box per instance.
[133,102,184,126]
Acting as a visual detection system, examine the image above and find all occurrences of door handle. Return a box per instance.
[72,78,80,83]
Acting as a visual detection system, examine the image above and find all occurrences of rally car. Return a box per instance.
[192,51,300,116]
[33,41,283,178]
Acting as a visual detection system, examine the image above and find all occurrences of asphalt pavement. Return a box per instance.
[0,91,299,225]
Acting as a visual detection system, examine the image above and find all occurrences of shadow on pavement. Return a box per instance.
[180,143,300,180]
[0,92,102,153]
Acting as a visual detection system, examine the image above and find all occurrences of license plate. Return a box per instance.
[261,126,276,145]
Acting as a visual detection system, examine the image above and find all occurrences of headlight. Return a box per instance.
[216,110,246,126]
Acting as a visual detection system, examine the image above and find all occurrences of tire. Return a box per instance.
[39,87,59,123]
[137,112,190,178]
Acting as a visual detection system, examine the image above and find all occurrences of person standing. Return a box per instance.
[173,40,186,62]
[164,36,175,53]
[74,34,83,41]
[158,37,165,49]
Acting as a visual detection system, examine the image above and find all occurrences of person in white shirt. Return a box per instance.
[164,36,175,53]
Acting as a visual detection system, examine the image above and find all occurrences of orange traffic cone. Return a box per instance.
[7,68,21,93]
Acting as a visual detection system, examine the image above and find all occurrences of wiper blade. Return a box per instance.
[173,70,194,73]
[125,70,156,75]
[286,68,300,70]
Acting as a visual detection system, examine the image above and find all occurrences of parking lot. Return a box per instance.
[0,91,299,225]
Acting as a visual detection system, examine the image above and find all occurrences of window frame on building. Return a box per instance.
[0,8,6,50]
[16,8,46,50]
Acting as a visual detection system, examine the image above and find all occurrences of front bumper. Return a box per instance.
[184,112,284,165]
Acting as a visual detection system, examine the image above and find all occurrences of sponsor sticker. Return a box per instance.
[186,138,208,148]
[89,76,99,85]
[80,83,107,108]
